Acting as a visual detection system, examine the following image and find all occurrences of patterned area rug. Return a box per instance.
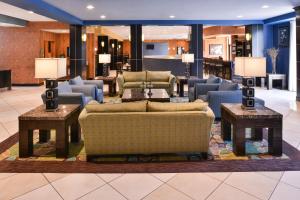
[0,123,290,162]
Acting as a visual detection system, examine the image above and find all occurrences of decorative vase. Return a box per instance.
[267,48,279,74]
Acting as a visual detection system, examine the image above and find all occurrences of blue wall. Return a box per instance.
[263,22,290,85]
[142,42,168,56]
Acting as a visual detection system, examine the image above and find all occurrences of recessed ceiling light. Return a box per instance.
[100,15,106,19]
[86,5,94,10]
[28,11,34,14]
[262,5,269,9]
[237,15,243,18]
[169,15,175,19]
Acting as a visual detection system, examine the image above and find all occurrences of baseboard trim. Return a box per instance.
[12,83,44,86]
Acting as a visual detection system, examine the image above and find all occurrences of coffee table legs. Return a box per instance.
[56,123,69,158]
[233,124,246,156]
[221,118,231,141]
[39,130,50,143]
[268,127,282,156]
[19,129,33,158]
[71,122,81,143]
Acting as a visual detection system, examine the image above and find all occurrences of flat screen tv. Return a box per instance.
[146,44,154,50]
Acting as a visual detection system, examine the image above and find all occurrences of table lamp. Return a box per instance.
[35,58,67,111]
[235,57,266,109]
[99,54,111,77]
[182,53,194,78]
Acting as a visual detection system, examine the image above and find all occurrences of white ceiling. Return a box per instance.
[43,0,300,20]
[100,26,191,40]
[0,2,54,22]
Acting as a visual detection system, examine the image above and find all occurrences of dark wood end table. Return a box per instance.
[122,88,170,102]
[176,76,197,97]
[19,104,81,158]
[95,76,117,96]
[221,103,283,156]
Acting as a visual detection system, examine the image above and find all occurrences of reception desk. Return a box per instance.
[143,55,186,76]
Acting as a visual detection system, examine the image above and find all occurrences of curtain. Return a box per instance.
[289,20,297,92]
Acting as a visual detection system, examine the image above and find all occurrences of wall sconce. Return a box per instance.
[246,33,251,41]
[118,44,121,49]
[101,41,105,47]
[81,33,87,42]
[94,48,98,52]
[129,35,131,41]
[142,34,145,42]
[112,43,115,48]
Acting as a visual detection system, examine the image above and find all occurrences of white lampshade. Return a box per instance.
[235,57,266,77]
[182,53,194,63]
[35,58,66,79]
[99,54,111,64]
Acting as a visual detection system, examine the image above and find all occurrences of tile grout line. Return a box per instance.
[267,171,285,200]
[10,175,50,200]
[141,173,194,200]
[204,172,232,200]
[74,173,126,200]
[42,173,65,200]
[95,173,124,184]
[223,181,264,200]
[106,181,131,200]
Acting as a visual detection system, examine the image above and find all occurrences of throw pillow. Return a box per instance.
[70,76,84,85]
[218,80,239,91]
[57,81,72,93]
[207,75,221,84]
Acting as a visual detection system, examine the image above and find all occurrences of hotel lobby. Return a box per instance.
[1,0,300,199]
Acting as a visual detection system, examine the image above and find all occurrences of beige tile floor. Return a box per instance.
[0,85,300,200]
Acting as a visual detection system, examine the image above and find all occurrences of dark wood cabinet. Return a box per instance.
[0,69,12,90]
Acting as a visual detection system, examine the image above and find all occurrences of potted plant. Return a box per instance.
[267,48,279,74]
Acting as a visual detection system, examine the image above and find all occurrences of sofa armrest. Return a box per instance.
[83,80,103,89]
[117,75,125,95]
[58,93,85,108]
[195,83,220,96]
[71,85,97,99]
[187,78,207,88]
[207,90,242,118]
[168,74,176,96]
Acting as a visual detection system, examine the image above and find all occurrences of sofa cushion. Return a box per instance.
[84,96,94,105]
[124,82,143,88]
[70,76,84,85]
[123,71,146,82]
[147,71,170,82]
[207,75,221,84]
[85,101,147,113]
[147,101,207,112]
[57,81,72,93]
[218,80,239,91]
[151,82,170,88]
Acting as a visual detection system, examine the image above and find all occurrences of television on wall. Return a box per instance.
[209,44,223,55]
[146,44,155,50]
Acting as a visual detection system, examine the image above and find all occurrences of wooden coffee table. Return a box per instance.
[122,88,170,102]
[221,103,283,156]
[19,104,81,158]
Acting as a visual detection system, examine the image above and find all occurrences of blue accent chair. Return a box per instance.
[69,76,104,103]
[41,81,100,108]
[190,78,265,118]
[188,75,222,102]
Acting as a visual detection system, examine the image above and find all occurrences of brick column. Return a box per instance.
[295,7,300,100]
[130,25,143,71]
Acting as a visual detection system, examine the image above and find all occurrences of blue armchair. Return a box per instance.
[193,80,265,118]
[41,81,100,108]
[69,76,104,103]
[188,75,222,101]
